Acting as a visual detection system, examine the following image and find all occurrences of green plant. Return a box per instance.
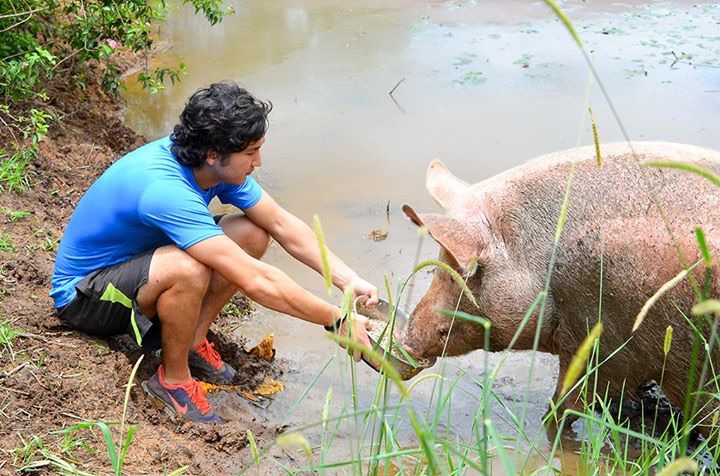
[57,428,95,461]
[41,235,57,252]
[0,106,52,191]
[0,318,21,359]
[138,64,187,94]
[3,208,31,221]
[0,233,16,252]
[0,149,33,192]
[1,0,233,192]
[55,355,144,475]
[13,434,93,475]
[2,0,232,101]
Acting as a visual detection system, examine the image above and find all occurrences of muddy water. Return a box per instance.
[122,0,720,470]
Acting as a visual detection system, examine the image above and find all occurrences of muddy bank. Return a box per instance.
[0,65,291,474]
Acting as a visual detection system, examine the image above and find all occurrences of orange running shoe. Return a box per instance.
[142,365,222,423]
[188,338,237,384]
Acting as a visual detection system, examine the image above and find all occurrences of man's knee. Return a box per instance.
[137,246,211,318]
[151,246,212,290]
[218,214,270,259]
[172,250,212,286]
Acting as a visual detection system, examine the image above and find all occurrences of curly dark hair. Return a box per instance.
[170,81,272,168]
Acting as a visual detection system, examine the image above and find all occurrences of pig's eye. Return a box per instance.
[438,327,449,338]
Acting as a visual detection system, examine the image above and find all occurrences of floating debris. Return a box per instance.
[366,229,388,241]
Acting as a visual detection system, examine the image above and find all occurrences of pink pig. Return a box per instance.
[401,142,720,435]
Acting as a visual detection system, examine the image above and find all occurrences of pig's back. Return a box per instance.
[499,142,720,409]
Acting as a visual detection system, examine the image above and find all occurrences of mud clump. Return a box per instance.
[209,332,281,388]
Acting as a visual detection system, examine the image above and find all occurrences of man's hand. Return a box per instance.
[348,277,379,307]
[338,312,373,362]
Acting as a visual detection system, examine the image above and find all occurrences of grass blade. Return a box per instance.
[485,418,516,475]
[413,259,477,307]
[118,425,137,472]
[438,309,490,328]
[559,322,603,398]
[694,227,712,267]
[588,106,601,166]
[643,160,720,188]
[94,421,119,473]
[247,429,260,465]
[313,215,333,294]
[167,467,189,476]
[542,0,583,48]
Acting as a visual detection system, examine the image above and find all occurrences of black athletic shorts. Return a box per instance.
[56,215,225,351]
[56,250,162,351]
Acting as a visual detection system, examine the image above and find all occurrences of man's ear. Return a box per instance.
[206,150,218,165]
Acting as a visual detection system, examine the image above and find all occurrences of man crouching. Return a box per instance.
[50,81,377,423]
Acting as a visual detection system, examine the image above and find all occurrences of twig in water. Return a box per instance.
[670,51,681,68]
[390,94,406,113]
[389,78,405,97]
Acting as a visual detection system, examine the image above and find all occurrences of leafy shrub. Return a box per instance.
[0,0,232,190]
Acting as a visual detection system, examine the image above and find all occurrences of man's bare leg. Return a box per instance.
[136,246,211,384]
[191,213,270,346]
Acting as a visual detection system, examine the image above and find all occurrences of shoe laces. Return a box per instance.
[183,379,212,415]
[158,366,213,415]
[195,339,223,369]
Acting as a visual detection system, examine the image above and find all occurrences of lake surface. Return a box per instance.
[122,0,720,471]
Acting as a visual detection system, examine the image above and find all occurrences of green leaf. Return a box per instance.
[94,421,119,471]
[439,309,491,329]
[117,425,137,473]
[695,227,712,268]
[485,419,516,475]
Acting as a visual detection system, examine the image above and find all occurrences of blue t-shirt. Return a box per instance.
[50,136,263,308]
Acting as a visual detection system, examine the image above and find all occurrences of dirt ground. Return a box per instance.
[0,62,295,475]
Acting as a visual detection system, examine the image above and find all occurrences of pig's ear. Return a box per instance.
[426,160,471,211]
[402,204,482,275]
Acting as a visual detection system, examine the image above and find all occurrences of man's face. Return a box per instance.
[213,137,265,185]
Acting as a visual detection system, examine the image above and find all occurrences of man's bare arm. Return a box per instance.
[244,192,379,304]
[186,234,341,327]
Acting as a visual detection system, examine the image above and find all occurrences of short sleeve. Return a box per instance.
[139,181,224,249]
[216,176,263,210]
